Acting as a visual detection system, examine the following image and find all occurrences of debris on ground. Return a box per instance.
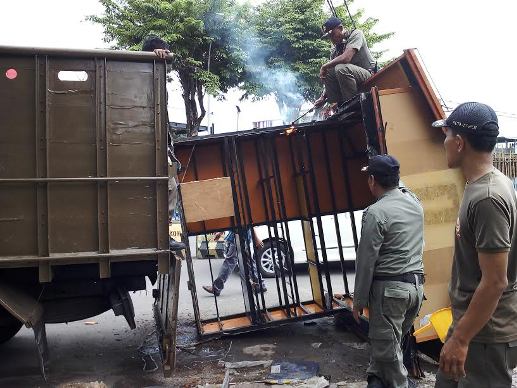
[58,382,107,388]
[343,341,368,350]
[219,360,273,369]
[138,331,160,372]
[266,360,319,383]
[242,344,277,357]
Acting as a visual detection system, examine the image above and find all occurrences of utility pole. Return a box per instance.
[236,105,241,131]
[206,41,212,135]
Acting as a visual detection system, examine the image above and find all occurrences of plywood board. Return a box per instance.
[180,177,235,223]
[380,89,466,332]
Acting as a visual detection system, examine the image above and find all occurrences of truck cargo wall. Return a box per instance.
[0,47,169,278]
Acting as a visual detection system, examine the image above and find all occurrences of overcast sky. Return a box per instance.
[1,0,515,136]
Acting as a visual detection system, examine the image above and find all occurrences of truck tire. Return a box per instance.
[256,240,288,278]
[0,305,23,344]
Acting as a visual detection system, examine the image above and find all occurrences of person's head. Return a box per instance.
[321,16,346,45]
[142,36,170,52]
[361,154,400,198]
[432,102,499,169]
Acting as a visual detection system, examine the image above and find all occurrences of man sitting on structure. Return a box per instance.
[314,17,376,109]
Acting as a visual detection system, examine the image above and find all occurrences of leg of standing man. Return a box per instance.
[367,280,423,388]
[203,233,238,296]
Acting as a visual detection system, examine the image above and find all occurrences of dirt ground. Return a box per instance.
[0,314,440,387]
[3,261,515,387]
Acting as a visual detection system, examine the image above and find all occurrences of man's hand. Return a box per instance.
[439,335,468,381]
[319,64,329,80]
[314,95,326,109]
[213,231,224,241]
[154,48,171,59]
[352,306,362,324]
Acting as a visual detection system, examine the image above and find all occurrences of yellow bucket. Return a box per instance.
[414,307,453,343]
[430,307,453,342]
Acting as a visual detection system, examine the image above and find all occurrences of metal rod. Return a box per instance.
[292,107,314,125]
[253,137,287,312]
[321,129,350,294]
[302,131,334,308]
[222,138,249,307]
[267,135,301,312]
[234,137,268,314]
[260,135,292,317]
[230,137,260,322]
[338,131,360,252]
[191,149,223,326]
[292,132,326,307]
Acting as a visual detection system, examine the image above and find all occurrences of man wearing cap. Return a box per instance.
[314,16,376,109]
[432,102,517,388]
[352,154,425,388]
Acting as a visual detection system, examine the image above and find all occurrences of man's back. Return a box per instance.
[365,188,425,276]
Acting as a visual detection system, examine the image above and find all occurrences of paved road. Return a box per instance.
[0,259,446,387]
[185,257,356,321]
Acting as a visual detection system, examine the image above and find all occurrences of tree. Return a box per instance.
[89,0,250,137]
[243,0,393,123]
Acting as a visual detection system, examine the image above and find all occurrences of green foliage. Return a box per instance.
[89,0,394,132]
[243,0,394,119]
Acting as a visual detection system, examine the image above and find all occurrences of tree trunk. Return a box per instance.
[178,70,206,137]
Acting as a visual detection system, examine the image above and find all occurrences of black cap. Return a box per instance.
[321,16,342,38]
[432,102,499,136]
[361,155,400,176]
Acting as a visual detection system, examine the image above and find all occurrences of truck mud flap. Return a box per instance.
[153,252,181,377]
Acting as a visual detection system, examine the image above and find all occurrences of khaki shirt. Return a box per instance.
[450,169,517,343]
[330,29,376,71]
[353,187,424,309]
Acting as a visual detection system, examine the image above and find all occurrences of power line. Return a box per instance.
[443,100,517,120]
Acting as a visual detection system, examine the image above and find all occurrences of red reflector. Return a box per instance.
[6,68,17,79]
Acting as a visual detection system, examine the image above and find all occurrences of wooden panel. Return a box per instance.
[381,89,465,331]
[181,178,235,224]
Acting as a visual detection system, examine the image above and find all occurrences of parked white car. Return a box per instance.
[254,211,363,277]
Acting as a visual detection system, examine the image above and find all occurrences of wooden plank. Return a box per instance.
[38,261,52,283]
[180,177,234,223]
[99,259,111,279]
[380,90,465,332]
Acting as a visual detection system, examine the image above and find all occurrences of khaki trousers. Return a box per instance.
[367,279,424,388]
[324,63,372,103]
[435,340,517,388]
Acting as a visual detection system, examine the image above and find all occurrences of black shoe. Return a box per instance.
[251,283,267,293]
[169,239,186,251]
[367,375,386,388]
[202,285,220,297]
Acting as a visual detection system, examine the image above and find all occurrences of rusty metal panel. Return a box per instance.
[0,47,169,270]
[176,122,372,235]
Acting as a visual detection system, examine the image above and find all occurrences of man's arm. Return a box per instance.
[320,47,358,79]
[314,88,327,108]
[439,250,508,380]
[352,211,384,321]
[252,228,264,248]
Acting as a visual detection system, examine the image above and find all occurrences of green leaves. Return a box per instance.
[89,0,393,134]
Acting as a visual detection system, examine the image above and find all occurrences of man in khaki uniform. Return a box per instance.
[314,16,376,108]
[353,155,424,388]
[432,102,517,388]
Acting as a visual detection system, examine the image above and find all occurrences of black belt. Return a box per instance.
[373,273,425,285]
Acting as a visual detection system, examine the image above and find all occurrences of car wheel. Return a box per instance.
[257,241,288,278]
[0,307,22,344]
